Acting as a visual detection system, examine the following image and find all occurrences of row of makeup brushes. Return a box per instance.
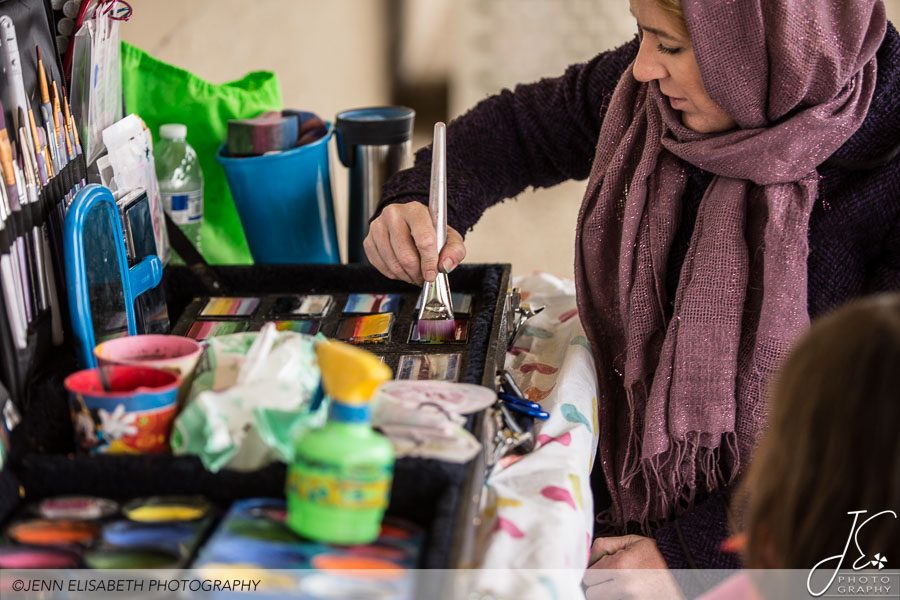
[1,47,85,351]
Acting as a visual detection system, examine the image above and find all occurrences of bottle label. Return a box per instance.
[287,458,392,511]
[162,190,202,225]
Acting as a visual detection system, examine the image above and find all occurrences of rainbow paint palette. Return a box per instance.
[343,293,402,314]
[415,292,473,315]
[336,314,395,344]
[269,294,333,318]
[186,320,249,341]
[409,319,470,344]
[270,320,321,335]
[199,297,261,318]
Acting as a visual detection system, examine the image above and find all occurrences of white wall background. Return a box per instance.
[124,0,900,276]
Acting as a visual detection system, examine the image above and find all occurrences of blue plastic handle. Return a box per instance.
[500,397,550,421]
[64,184,164,368]
[498,392,541,411]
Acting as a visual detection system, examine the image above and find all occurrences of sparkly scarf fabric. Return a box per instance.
[575,0,886,530]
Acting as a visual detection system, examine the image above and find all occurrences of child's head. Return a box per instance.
[739,293,900,568]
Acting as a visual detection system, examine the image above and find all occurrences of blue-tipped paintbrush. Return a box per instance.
[415,122,456,340]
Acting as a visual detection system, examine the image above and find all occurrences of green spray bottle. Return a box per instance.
[286,340,394,545]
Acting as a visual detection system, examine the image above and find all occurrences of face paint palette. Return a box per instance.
[1,494,216,570]
[269,294,333,318]
[409,319,470,344]
[198,297,261,318]
[336,314,395,344]
[343,294,402,315]
[0,546,81,569]
[270,320,321,335]
[122,496,211,523]
[7,519,100,547]
[37,496,119,520]
[415,292,473,315]
[192,498,424,576]
[396,353,462,381]
[186,320,249,341]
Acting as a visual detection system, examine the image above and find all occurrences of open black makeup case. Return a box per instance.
[0,262,512,568]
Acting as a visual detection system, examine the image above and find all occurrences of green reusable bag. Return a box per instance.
[121,42,283,264]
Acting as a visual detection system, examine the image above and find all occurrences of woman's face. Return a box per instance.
[629,0,736,133]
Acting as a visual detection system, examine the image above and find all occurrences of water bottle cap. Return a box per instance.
[160,124,188,140]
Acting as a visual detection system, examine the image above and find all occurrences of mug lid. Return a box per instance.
[335,106,415,146]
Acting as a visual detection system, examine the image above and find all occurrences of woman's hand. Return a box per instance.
[364,202,466,285]
[583,535,683,599]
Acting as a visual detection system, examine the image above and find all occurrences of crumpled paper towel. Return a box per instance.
[171,324,324,471]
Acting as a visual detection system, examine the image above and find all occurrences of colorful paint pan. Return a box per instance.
[123,497,210,523]
[271,320,321,335]
[186,320,249,341]
[38,496,119,520]
[199,297,260,318]
[84,547,180,569]
[270,294,333,318]
[336,314,394,344]
[343,294,402,314]
[409,319,469,344]
[415,292,473,315]
[102,520,197,551]
[310,553,405,576]
[7,519,99,546]
[0,546,81,568]
[225,518,298,544]
[203,539,313,569]
[396,353,461,381]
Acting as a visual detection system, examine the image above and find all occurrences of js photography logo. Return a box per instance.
[807,509,899,598]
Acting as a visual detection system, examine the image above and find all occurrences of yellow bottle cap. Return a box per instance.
[315,340,392,405]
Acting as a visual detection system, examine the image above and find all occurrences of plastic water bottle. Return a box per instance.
[155,124,203,262]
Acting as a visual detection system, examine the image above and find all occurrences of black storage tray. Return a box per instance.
[0,263,511,569]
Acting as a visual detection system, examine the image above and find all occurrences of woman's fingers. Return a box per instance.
[366,218,414,284]
[439,227,467,274]
[406,208,439,282]
[364,203,467,283]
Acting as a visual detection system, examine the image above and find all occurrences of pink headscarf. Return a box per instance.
[575,0,887,530]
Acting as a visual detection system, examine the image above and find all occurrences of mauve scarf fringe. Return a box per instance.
[617,408,740,532]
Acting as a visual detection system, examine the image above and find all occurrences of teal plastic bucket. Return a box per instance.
[217,125,340,264]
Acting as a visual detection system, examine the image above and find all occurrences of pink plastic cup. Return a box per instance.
[94,335,203,407]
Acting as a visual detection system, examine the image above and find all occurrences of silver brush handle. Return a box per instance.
[429,122,448,253]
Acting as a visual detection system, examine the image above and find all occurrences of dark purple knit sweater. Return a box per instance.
[380,25,900,572]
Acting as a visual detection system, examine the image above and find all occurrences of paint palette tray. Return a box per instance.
[0,495,215,569]
[3,263,512,570]
[190,498,422,598]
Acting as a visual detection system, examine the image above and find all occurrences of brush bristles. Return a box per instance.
[414,318,457,342]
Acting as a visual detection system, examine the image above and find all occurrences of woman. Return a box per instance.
[366,0,899,570]
[702,293,900,599]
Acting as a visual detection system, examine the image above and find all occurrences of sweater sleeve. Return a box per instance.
[652,490,741,570]
[865,193,900,293]
[377,37,639,234]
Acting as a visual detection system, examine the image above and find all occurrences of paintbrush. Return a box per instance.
[61,87,77,159]
[51,81,68,164]
[36,46,60,171]
[0,185,27,350]
[27,108,48,185]
[415,122,455,340]
[17,109,50,313]
[0,104,34,323]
